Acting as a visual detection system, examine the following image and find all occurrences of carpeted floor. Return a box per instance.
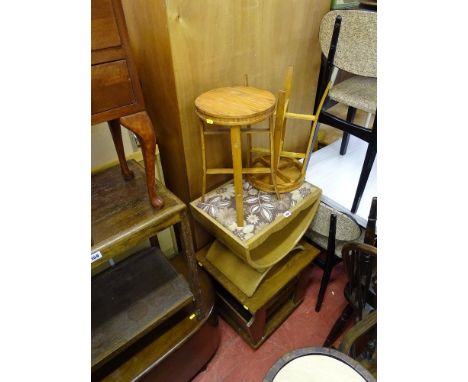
[192,261,349,382]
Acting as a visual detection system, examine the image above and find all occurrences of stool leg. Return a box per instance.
[119,111,164,209]
[246,125,252,168]
[108,119,135,181]
[230,126,244,227]
[199,119,207,202]
[269,115,280,199]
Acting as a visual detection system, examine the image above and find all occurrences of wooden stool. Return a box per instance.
[195,86,276,227]
[248,66,331,194]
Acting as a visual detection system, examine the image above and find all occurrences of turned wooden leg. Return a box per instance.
[323,303,354,347]
[119,111,164,209]
[230,126,244,227]
[108,119,134,181]
[269,115,280,199]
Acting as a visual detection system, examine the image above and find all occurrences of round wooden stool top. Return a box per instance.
[195,86,276,126]
[264,347,376,382]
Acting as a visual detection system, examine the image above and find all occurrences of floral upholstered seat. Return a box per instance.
[196,180,316,241]
[190,179,321,270]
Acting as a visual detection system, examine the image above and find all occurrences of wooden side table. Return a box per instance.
[195,86,276,227]
[92,0,163,209]
[91,160,208,372]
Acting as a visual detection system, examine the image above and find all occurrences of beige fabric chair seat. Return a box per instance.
[329,76,377,114]
[308,229,365,258]
[306,202,362,258]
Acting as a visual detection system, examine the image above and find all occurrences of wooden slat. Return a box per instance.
[285,112,316,121]
[203,129,269,136]
[206,167,271,175]
[252,147,305,159]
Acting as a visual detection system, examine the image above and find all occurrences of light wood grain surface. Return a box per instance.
[195,86,275,124]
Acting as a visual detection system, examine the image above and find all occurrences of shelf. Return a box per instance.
[91,160,186,269]
[92,255,219,382]
[91,247,193,370]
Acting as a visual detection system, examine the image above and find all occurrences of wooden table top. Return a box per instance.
[306,134,376,228]
[195,86,276,126]
[264,347,376,382]
[91,160,186,268]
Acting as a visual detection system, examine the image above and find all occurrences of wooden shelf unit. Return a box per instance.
[91,161,211,379]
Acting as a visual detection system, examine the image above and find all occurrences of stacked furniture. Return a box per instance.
[91,161,219,381]
[191,178,322,348]
[189,66,332,348]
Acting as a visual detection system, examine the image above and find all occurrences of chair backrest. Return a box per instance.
[342,242,377,320]
[339,310,377,377]
[319,10,377,78]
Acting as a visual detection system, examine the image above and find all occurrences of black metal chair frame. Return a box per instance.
[313,14,377,214]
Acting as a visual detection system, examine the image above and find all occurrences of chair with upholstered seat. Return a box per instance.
[308,197,377,312]
[314,9,377,213]
[307,202,362,312]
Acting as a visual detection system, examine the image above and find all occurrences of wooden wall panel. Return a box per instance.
[121,0,191,204]
[122,0,330,250]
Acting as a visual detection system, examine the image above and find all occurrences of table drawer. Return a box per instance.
[92,0,121,51]
[91,60,135,115]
